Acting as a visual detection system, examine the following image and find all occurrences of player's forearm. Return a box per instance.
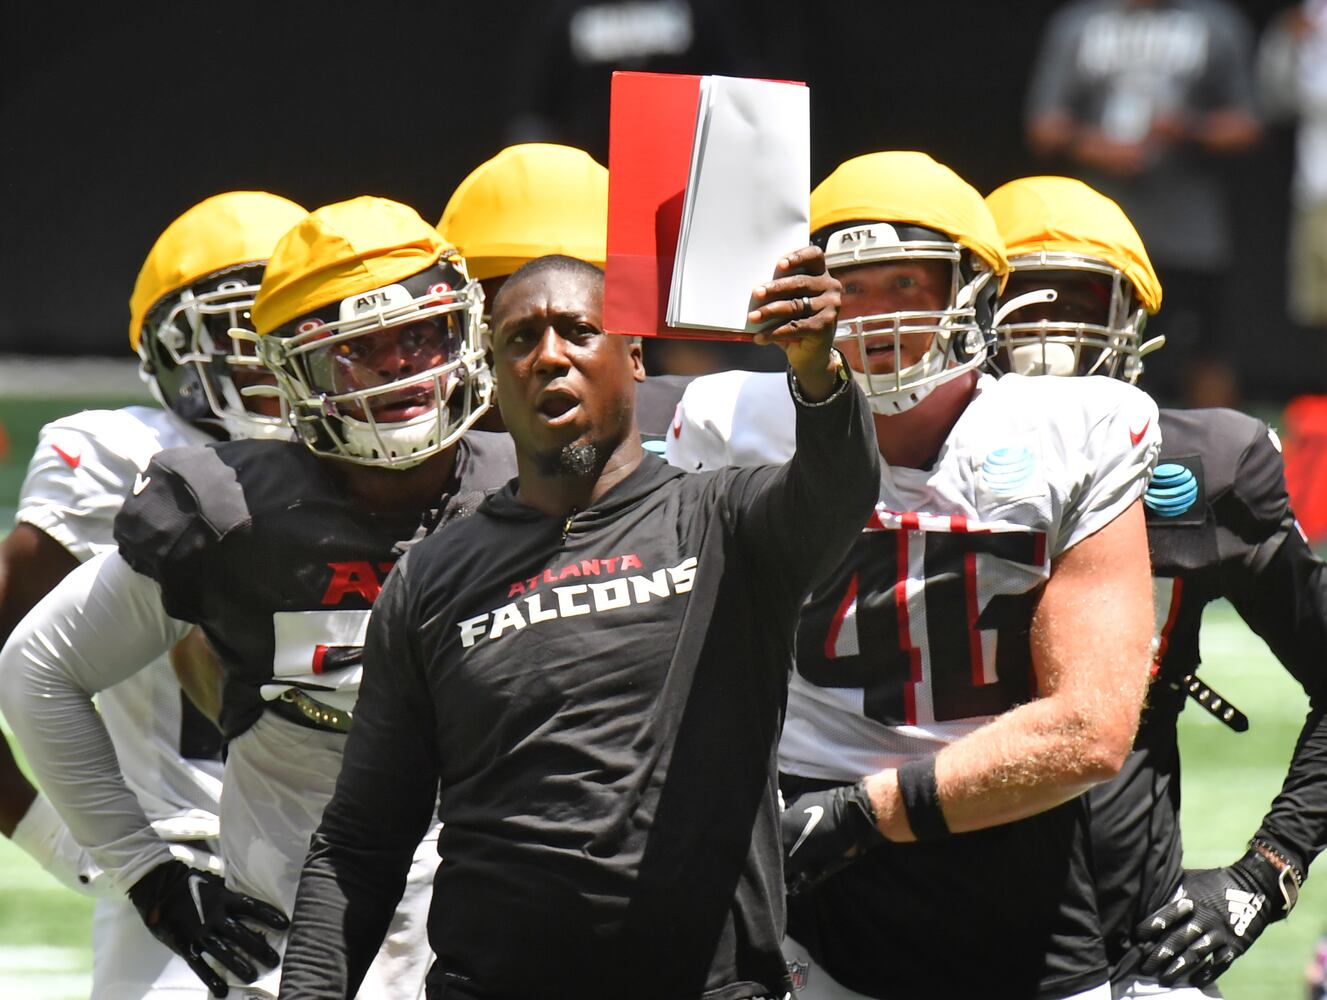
[866,684,1144,840]
[0,552,186,888]
[1252,704,1327,877]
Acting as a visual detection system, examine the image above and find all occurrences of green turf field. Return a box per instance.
[0,385,1322,998]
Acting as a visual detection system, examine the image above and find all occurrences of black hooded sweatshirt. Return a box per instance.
[279,375,879,1000]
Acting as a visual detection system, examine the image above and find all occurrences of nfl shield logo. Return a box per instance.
[787,958,809,992]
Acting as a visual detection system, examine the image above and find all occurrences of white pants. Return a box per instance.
[1111,978,1221,999]
[91,894,210,1000]
[221,712,438,1000]
[782,936,1113,1000]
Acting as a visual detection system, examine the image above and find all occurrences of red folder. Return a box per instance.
[605,71,748,342]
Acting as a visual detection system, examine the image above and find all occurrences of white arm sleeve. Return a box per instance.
[0,550,191,892]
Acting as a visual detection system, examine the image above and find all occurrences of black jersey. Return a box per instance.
[1090,406,1327,980]
[112,432,516,741]
[280,380,879,1000]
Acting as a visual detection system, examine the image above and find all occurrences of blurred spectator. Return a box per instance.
[1260,1,1327,333]
[1025,0,1260,405]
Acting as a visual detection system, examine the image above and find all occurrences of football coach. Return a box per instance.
[279,247,879,1000]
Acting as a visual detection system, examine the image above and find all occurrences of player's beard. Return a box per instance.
[534,441,602,479]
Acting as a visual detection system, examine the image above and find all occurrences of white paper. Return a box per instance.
[667,76,810,333]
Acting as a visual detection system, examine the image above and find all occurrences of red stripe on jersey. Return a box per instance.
[311,645,329,675]
[965,550,984,687]
[896,529,920,725]
[950,513,967,533]
[825,572,859,660]
[1033,531,1047,567]
[900,512,921,531]
[1155,577,1185,667]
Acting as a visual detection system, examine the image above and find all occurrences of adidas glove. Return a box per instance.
[128,859,287,998]
[1136,846,1296,987]
[781,781,884,896]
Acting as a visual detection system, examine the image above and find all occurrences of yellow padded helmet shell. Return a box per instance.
[253,196,451,336]
[128,191,307,350]
[985,176,1162,314]
[438,143,608,281]
[810,151,1008,280]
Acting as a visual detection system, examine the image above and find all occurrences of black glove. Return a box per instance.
[781,781,884,896]
[1135,847,1295,987]
[129,859,288,998]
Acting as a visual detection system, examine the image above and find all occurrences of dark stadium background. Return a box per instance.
[0,0,1306,401]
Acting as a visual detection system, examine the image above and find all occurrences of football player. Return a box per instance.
[0,189,305,1000]
[666,151,1159,999]
[0,196,516,999]
[986,174,1327,996]
[438,141,691,443]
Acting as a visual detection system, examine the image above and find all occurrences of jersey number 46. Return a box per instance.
[796,527,1045,727]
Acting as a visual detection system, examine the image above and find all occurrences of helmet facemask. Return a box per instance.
[139,263,291,440]
[820,222,995,414]
[250,261,492,469]
[990,252,1164,384]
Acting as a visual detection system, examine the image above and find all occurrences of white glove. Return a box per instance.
[9,792,112,895]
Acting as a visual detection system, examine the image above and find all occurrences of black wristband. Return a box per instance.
[897,757,951,841]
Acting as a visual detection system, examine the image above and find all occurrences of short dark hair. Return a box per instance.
[490,255,604,325]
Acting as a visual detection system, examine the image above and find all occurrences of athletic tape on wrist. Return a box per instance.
[897,757,951,841]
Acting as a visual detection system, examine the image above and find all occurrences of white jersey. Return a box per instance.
[16,405,222,827]
[668,371,1160,782]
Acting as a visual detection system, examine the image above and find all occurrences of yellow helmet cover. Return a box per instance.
[128,191,307,349]
[811,151,1008,279]
[253,196,452,336]
[438,143,608,281]
[985,175,1161,314]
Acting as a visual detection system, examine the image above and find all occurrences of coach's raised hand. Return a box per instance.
[749,246,844,401]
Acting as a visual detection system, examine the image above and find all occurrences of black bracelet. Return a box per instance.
[897,757,951,841]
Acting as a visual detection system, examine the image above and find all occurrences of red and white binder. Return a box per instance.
[605,71,809,341]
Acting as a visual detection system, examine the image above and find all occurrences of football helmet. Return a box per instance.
[985,176,1163,383]
[249,196,490,468]
[129,191,308,439]
[810,152,1009,414]
[438,143,608,282]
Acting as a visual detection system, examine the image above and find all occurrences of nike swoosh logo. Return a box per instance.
[132,473,151,496]
[788,805,825,857]
[52,445,81,469]
[1129,418,1151,447]
[187,873,207,924]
